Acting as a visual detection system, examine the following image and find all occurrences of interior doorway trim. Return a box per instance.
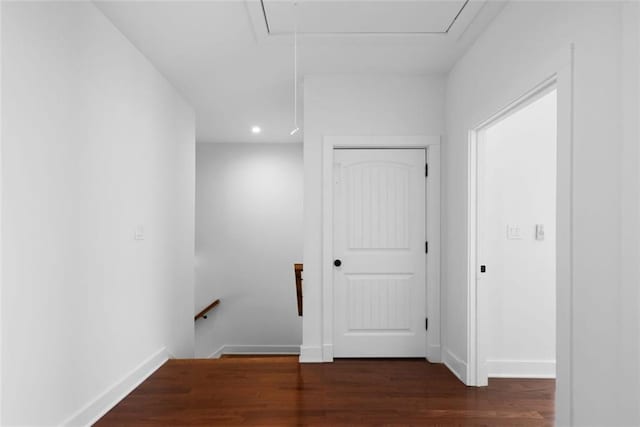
[468,76,557,387]
[321,135,441,362]
[466,45,574,423]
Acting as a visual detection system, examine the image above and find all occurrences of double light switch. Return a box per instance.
[506,224,545,241]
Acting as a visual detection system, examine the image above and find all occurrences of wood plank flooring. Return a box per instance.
[96,356,554,426]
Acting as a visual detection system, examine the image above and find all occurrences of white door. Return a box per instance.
[333,148,426,357]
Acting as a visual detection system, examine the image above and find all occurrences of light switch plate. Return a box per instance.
[134,225,145,241]
[535,224,545,241]
[507,224,522,240]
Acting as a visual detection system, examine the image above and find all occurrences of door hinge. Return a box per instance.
[425,241,428,254]
[425,163,429,177]
[425,318,429,331]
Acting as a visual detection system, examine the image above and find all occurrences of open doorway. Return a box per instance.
[194,143,304,358]
[471,84,558,385]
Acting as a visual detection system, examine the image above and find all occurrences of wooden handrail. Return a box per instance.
[294,263,303,316]
[195,299,220,321]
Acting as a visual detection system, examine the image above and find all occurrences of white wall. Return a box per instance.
[620,4,640,426]
[302,74,445,362]
[480,90,557,378]
[195,143,303,358]
[1,2,195,425]
[0,2,4,422]
[445,1,639,425]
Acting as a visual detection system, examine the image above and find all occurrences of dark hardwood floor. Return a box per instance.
[96,356,554,426]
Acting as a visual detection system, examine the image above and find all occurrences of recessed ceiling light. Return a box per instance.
[251,126,261,134]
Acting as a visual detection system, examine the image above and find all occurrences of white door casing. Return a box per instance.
[466,51,572,406]
[332,149,426,357]
[469,78,559,386]
[319,135,440,363]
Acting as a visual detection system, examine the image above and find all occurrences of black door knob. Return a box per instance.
[334,259,342,267]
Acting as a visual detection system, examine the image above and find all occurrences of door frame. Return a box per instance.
[466,49,574,426]
[468,78,558,386]
[321,135,441,362]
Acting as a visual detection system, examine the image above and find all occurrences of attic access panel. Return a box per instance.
[261,0,470,35]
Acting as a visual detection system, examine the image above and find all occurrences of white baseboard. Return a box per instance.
[209,345,225,359]
[299,345,323,363]
[487,359,556,379]
[62,347,168,427]
[443,348,467,384]
[427,344,441,363]
[208,345,300,359]
[322,344,333,362]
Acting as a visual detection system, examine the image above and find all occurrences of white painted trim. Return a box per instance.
[324,135,439,149]
[253,1,491,38]
[442,348,467,383]
[463,126,480,386]
[427,345,442,363]
[486,359,556,379]
[565,44,576,427]
[321,136,441,362]
[322,344,333,362]
[468,77,559,387]
[208,345,301,359]
[299,345,323,363]
[209,345,225,359]
[466,48,574,422]
[426,145,441,363]
[0,2,4,422]
[61,347,169,427]
[466,126,479,386]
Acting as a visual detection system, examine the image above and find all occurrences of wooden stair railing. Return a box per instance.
[195,299,220,321]
[294,263,303,316]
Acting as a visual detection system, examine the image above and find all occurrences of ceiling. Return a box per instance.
[95,0,507,143]
[263,0,469,34]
